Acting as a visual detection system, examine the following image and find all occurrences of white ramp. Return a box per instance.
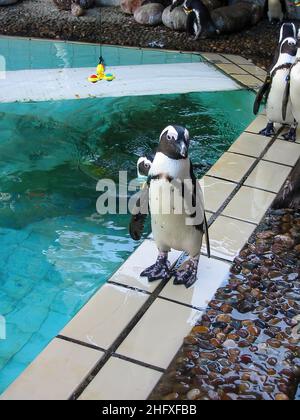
[0,62,239,104]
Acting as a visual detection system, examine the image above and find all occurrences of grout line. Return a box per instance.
[112,353,165,374]
[106,280,152,296]
[218,213,258,226]
[57,335,106,353]
[157,295,205,312]
[200,250,233,264]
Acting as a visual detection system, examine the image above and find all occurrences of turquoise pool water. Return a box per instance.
[0,38,255,394]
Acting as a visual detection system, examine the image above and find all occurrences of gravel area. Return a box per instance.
[0,0,287,69]
[149,209,300,401]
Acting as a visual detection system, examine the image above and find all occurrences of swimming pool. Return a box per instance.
[0,37,255,393]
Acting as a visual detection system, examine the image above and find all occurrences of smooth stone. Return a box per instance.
[134,3,164,26]
[162,6,187,31]
[120,0,142,14]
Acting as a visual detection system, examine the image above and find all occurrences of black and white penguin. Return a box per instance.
[289,29,300,142]
[170,0,216,39]
[130,125,210,288]
[254,25,297,140]
[137,154,154,178]
[267,0,285,23]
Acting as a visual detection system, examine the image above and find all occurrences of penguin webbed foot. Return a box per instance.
[141,254,171,282]
[172,258,199,289]
[259,123,275,137]
[283,127,297,142]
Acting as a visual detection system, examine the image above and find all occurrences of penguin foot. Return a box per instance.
[172,258,199,289]
[283,128,297,142]
[259,123,275,137]
[140,254,171,282]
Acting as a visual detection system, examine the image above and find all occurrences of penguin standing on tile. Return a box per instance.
[289,29,300,142]
[137,154,154,178]
[170,0,216,39]
[254,24,297,141]
[130,125,210,288]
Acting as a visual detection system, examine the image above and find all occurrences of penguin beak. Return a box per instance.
[179,142,188,158]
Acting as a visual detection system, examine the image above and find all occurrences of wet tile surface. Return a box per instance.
[61,283,148,349]
[263,139,300,166]
[201,176,236,213]
[207,152,255,183]
[245,161,291,193]
[160,256,231,310]
[222,186,275,224]
[108,240,182,292]
[117,298,202,369]
[78,357,162,401]
[0,338,102,400]
[232,74,262,88]
[245,115,268,134]
[204,215,256,261]
[216,63,248,75]
[228,132,270,158]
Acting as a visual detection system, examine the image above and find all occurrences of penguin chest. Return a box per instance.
[290,65,300,123]
[149,179,203,255]
[267,71,293,124]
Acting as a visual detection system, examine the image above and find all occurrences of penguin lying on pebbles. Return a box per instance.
[130,125,210,288]
[254,23,297,141]
[170,0,216,39]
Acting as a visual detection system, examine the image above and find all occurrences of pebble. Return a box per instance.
[223,339,237,349]
[187,388,201,400]
[275,393,289,400]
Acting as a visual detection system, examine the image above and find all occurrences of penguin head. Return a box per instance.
[280,37,297,57]
[157,125,190,160]
[279,23,297,45]
[137,156,153,178]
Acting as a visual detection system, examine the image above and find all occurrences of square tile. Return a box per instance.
[201,53,231,64]
[245,161,291,193]
[60,284,148,349]
[233,74,262,88]
[117,298,201,369]
[225,55,253,65]
[240,64,267,78]
[0,339,102,400]
[78,357,162,400]
[216,63,248,75]
[207,152,255,183]
[109,240,182,292]
[203,215,256,261]
[263,139,300,166]
[160,256,230,309]
[200,176,236,212]
[279,127,300,143]
[222,186,275,224]
[228,132,271,158]
[245,115,268,134]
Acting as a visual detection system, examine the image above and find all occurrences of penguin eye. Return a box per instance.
[145,163,150,169]
[167,134,172,141]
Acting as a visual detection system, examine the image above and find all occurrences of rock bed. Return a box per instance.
[0,0,286,69]
[150,209,300,401]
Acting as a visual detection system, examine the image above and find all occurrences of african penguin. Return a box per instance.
[130,125,210,289]
[171,0,216,39]
[257,32,297,140]
[268,0,284,23]
[137,154,154,178]
[289,29,300,142]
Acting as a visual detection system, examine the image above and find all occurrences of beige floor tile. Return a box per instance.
[160,256,230,309]
[0,339,102,400]
[204,215,256,261]
[263,139,300,166]
[117,298,201,369]
[109,240,182,292]
[225,55,253,65]
[207,152,255,183]
[222,186,275,224]
[228,132,270,157]
[245,115,268,134]
[233,74,262,88]
[78,357,162,400]
[200,176,236,212]
[216,63,248,75]
[61,283,148,349]
[245,161,291,193]
[201,53,231,63]
[240,64,267,78]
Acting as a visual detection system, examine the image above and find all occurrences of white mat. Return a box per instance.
[0,62,239,103]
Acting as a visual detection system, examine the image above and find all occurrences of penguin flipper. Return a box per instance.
[204,212,211,258]
[129,185,149,241]
[253,76,271,115]
[282,75,291,121]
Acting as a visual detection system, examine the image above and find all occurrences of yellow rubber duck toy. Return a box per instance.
[88,56,115,83]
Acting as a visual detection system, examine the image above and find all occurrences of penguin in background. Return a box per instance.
[254,23,297,141]
[170,0,216,39]
[289,29,300,142]
[130,125,210,289]
[137,155,154,178]
[267,0,285,23]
